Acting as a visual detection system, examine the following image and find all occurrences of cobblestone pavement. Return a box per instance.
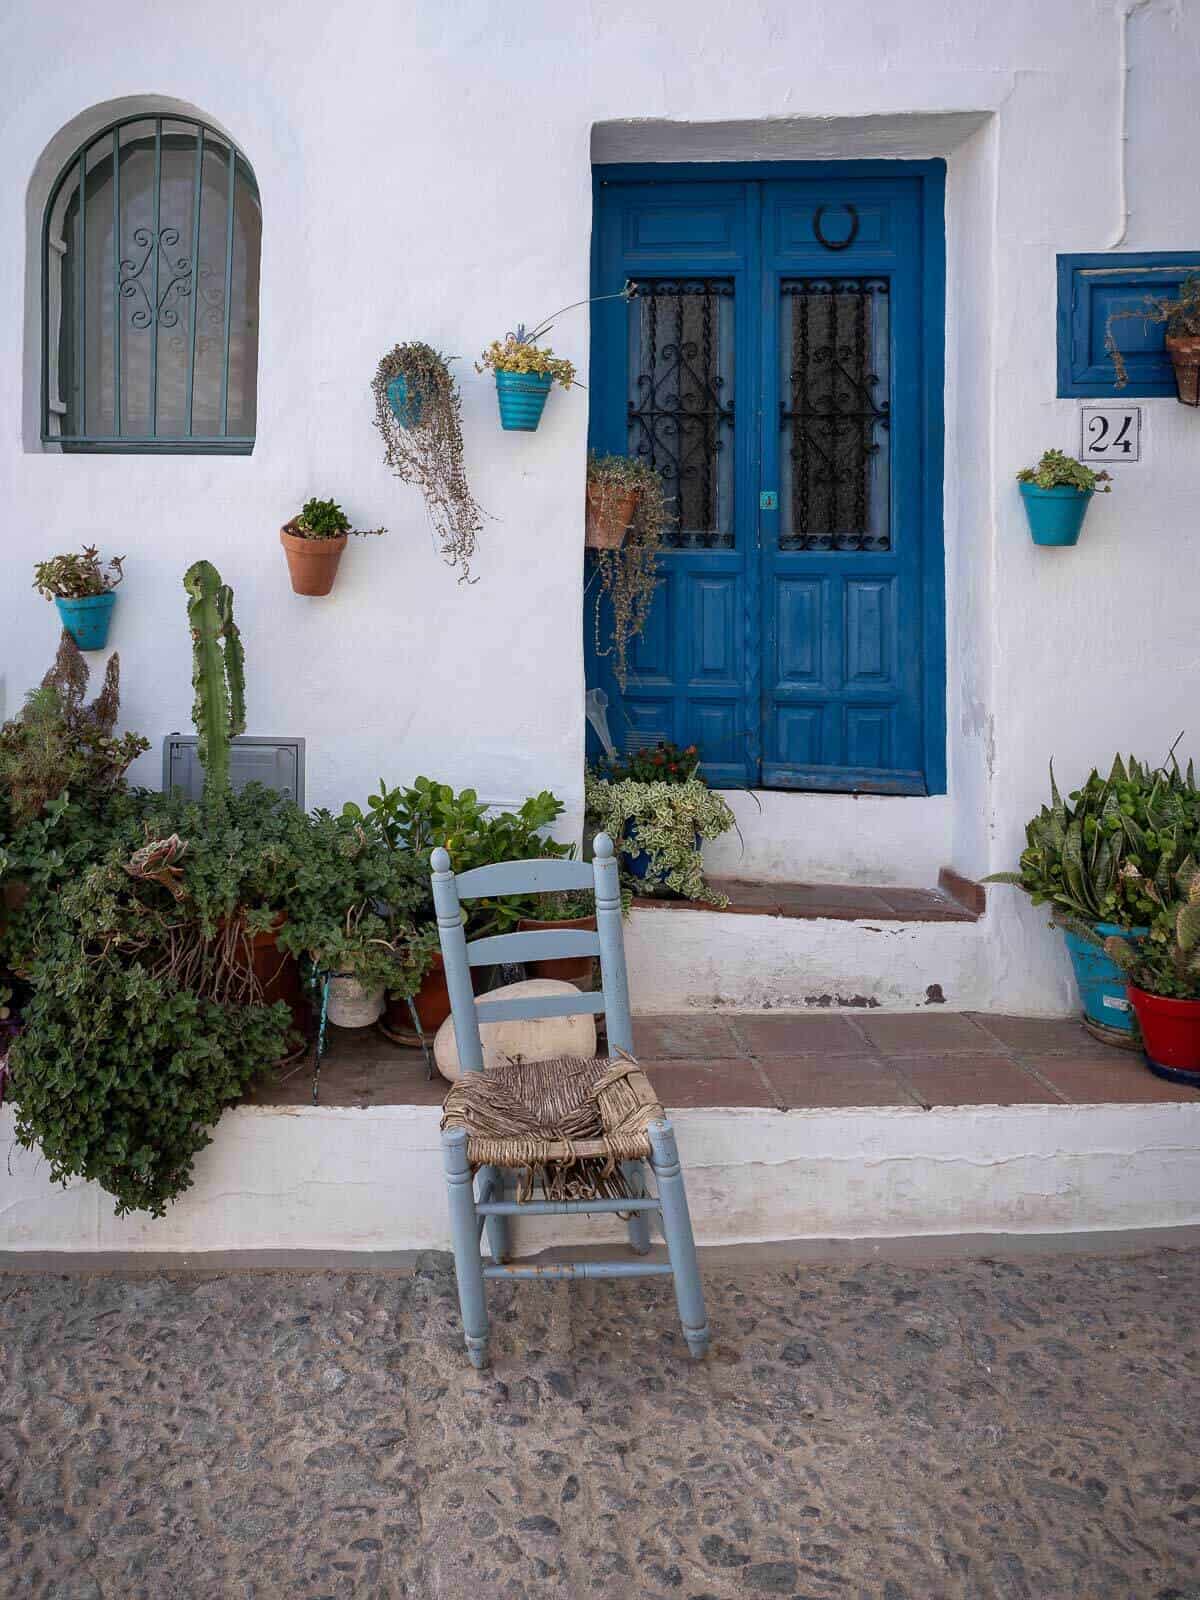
[2,1248,1198,1599]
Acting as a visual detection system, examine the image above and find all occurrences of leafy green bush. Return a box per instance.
[986,754,1200,928]
[11,958,288,1216]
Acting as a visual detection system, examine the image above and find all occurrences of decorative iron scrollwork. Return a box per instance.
[812,204,860,252]
[780,277,890,552]
[119,226,193,330]
[627,279,735,550]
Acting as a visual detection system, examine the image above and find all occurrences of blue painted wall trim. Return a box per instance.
[1057,251,1200,398]
[588,160,947,797]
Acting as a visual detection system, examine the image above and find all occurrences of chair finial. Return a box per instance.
[594,832,614,860]
[431,846,452,874]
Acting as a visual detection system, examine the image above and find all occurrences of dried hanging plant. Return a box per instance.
[372,343,487,583]
[590,455,673,689]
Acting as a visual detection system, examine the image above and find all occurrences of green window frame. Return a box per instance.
[42,114,261,454]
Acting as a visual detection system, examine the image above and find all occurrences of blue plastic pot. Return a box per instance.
[495,370,553,431]
[623,825,703,891]
[55,591,116,650]
[1062,920,1148,1036]
[386,374,423,428]
[1019,482,1093,547]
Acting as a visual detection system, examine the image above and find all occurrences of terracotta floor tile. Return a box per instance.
[760,1055,921,1109]
[706,878,786,911]
[641,1057,776,1109]
[898,1054,1062,1107]
[632,1013,743,1059]
[966,1014,1119,1057]
[251,1034,445,1108]
[1032,1055,1200,1105]
[774,883,896,920]
[856,1012,996,1056]
[729,1011,869,1057]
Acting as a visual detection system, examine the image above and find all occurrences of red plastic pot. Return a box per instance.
[1128,985,1200,1073]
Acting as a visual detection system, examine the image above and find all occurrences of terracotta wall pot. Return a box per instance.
[280,522,347,596]
[1166,335,1200,407]
[585,485,639,550]
[228,915,311,1049]
[516,914,597,985]
[1128,985,1200,1078]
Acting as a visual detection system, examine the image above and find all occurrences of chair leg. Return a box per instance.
[442,1127,490,1368]
[647,1119,711,1359]
[478,1166,511,1264]
[622,1160,652,1255]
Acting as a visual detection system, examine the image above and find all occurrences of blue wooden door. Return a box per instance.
[588,164,945,795]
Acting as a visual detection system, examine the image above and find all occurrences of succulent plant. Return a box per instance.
[183,561,245,804]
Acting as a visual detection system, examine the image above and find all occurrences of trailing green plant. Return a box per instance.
[372,343,486,583]
[984,752,1200,928]
[0,634,148,824]
[588,454,673,689]
[32,545,125,600]
[184,561,246,805]
[595,739,700,787]
[1015,450,1112,494]
[285,497,385,541]
[1102,860,1200,1001]
[1107,273,1200,388]
[585,773,735,905]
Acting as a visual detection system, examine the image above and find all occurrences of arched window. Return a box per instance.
[42,114,261,453]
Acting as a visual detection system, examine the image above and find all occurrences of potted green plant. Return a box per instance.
[477,331,576,432]
[585,761,735,905]
[1015,451,1111,547]
[986,754,1200,1042]
[280,497,385,596]
[371,344,488,583]
[1103,863,1200,1080]
[33,546,125,650]
[1107,273,1200,405]
[588,460,673,688]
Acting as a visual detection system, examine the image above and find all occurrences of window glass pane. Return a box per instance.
[115,119,157,436]
[190,136,234,437]
[225,155,261,438]
[153,121,205,436]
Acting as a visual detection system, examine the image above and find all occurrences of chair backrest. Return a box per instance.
[429,832,633,1074]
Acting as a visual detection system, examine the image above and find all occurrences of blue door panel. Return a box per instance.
[588,163,945,796]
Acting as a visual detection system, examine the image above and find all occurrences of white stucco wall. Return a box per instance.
[3,0,1200,1014]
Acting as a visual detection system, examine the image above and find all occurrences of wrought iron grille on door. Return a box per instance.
[627,280,735,550]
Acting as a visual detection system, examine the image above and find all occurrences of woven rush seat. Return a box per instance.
[441,1053,665,1202]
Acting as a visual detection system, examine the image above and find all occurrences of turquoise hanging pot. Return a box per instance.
[1062,920,1148,1038]
[1019,482,1093,547]
[494,370,553,431]
[386,374,423,429]
[55,591,117,650]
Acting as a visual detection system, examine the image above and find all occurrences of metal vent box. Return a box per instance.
[162,735,305,808]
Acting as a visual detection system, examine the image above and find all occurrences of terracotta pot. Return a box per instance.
[516,914,597,985]
[384,951,452,1037]
[1128,984,1200,1079]
[585,485,639,550]
[280,522,347,596]
[1166,335,1200,407]
[227,915,311,1051]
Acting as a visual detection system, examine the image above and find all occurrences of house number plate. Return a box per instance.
[1080,405,1142,463]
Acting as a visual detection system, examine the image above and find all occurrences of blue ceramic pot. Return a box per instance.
[495,370,553,431]
[623,825,703,891]
[55,591,116,650]
[386,374,423,428]
[1019,482,1093,547]
[1062,920,1148,1037]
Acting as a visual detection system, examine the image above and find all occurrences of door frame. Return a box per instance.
[589,159,947,796]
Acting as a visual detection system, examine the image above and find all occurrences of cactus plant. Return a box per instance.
[183,561,245,803]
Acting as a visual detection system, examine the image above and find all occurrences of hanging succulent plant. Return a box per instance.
[371,343,487,583]
[589,454,673,690]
